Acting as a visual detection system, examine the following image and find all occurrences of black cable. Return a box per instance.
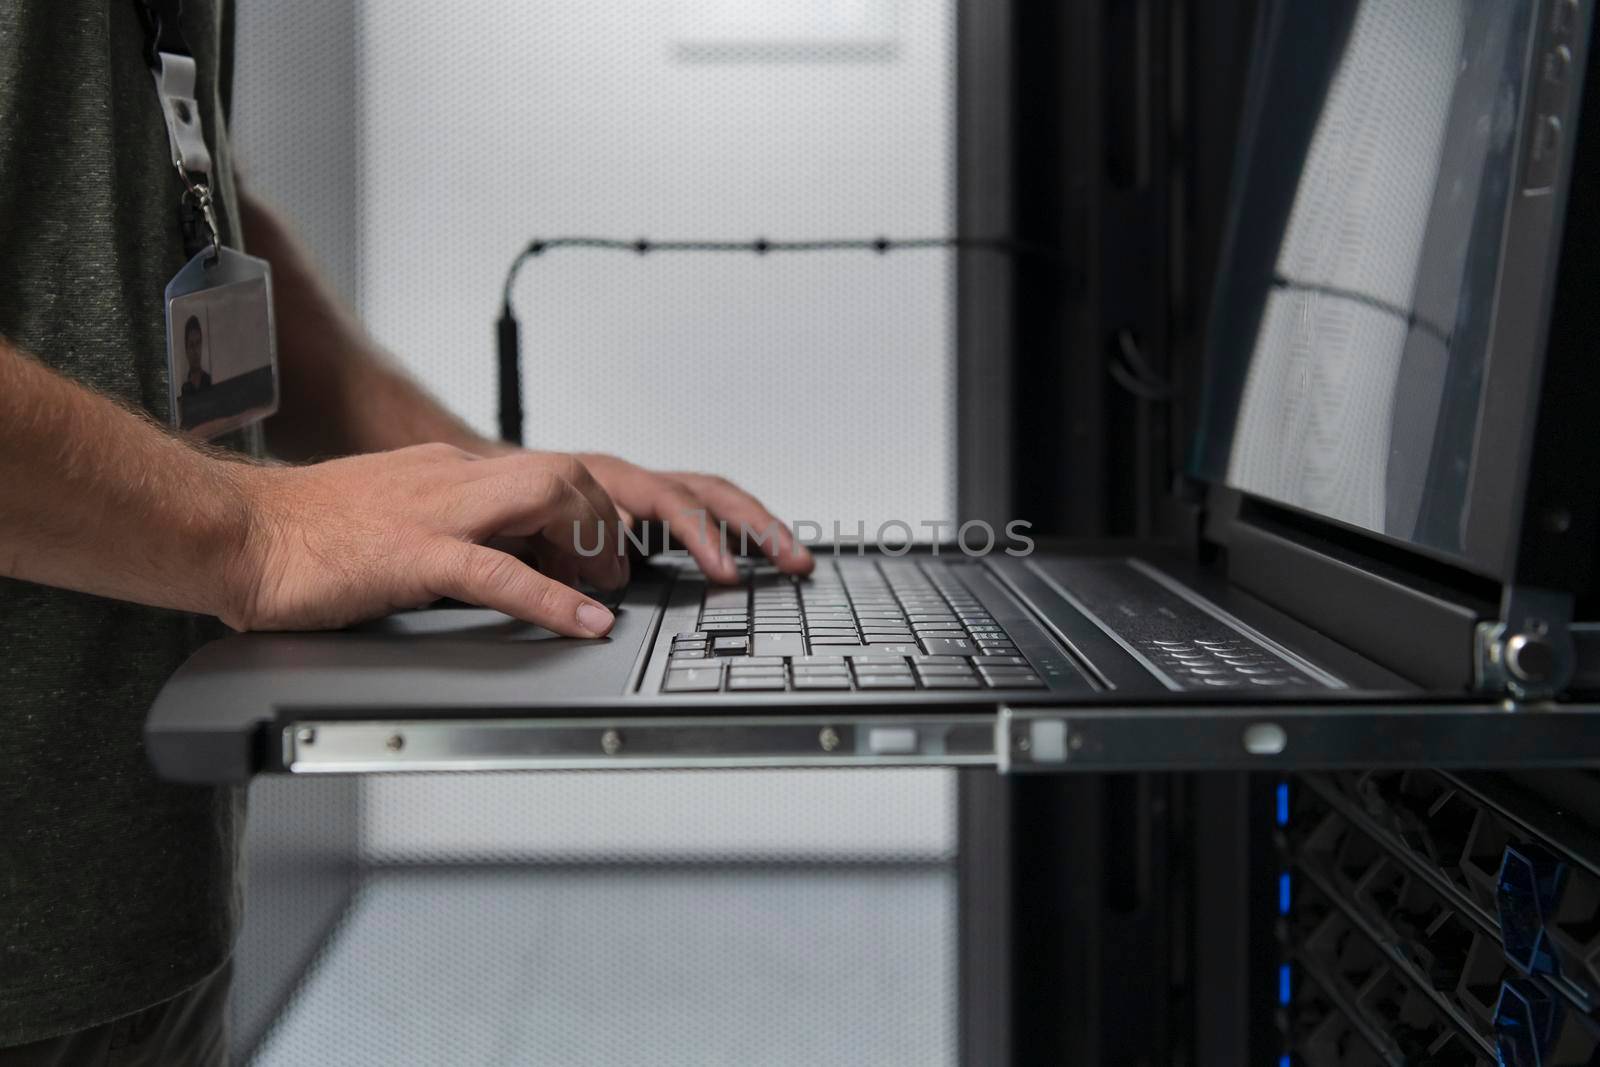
[1110,327,1174,401]
[1270,274,1453,348]
[495,234,1059,445]
[499,234,1056,308]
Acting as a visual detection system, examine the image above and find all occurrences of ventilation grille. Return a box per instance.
[1279,770,1600,1066]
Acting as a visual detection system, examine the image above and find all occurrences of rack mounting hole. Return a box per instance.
[1242,722,1287,755]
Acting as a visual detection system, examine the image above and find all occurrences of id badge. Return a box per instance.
[164,247,279,439]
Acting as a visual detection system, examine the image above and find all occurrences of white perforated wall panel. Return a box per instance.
[355,0,956,530]
[360,768,955,864]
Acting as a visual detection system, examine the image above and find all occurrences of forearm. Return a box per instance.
[0,341,253,619]
[0,341,621,635]
[239,190,487,459]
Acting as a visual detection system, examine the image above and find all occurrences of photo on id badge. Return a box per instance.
[167,255,278,438]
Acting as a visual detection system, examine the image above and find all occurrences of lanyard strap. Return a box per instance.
[132,0,191,69]
[133,0,221,259]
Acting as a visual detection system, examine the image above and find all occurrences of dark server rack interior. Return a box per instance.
[1274,769,1600,1066]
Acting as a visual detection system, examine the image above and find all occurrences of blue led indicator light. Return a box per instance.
[1279,1056,1291,1067]
[1276,782,1290,826]
[1279,873,1292,915]
[1279,964,1292,1005]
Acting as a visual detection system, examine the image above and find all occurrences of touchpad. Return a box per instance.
[350,608,555,641]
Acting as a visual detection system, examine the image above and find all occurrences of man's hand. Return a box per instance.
[1,343,806,636]
[575,454,814,584]
[226,444,625,636]
[239,194,812,590]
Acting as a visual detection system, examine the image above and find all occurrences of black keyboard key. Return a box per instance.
[663,667,723,692]
[914,662,973,676]
[701,622,747,634]
[728,676,786,691]
[973,655,1028,666]
[854,662,912,675]
[792,655,845,667]
[856,674,917,689]
[674,632,710,643]
[670,649,707,660]
[713,636,749,654]
[751,633,803,658]
[793,675,852,690]
[920,638,975,656]
[979,667,1045,688]
[918,675,982,689]
[982,673,1045,689]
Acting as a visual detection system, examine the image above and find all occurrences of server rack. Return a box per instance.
[959,1,1600,1063]
[1279,770,1600,1065]
[955,0,1263,1061]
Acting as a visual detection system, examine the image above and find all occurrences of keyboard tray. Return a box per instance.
[144,551,1600,783]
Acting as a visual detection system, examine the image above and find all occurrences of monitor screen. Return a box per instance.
[1194,0,1540,568]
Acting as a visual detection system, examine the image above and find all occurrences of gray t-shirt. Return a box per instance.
[0,0,253,1045]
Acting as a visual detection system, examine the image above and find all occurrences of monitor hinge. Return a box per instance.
[1475,585,1576,699]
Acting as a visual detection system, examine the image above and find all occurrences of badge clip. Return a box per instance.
[150,49,220,261]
